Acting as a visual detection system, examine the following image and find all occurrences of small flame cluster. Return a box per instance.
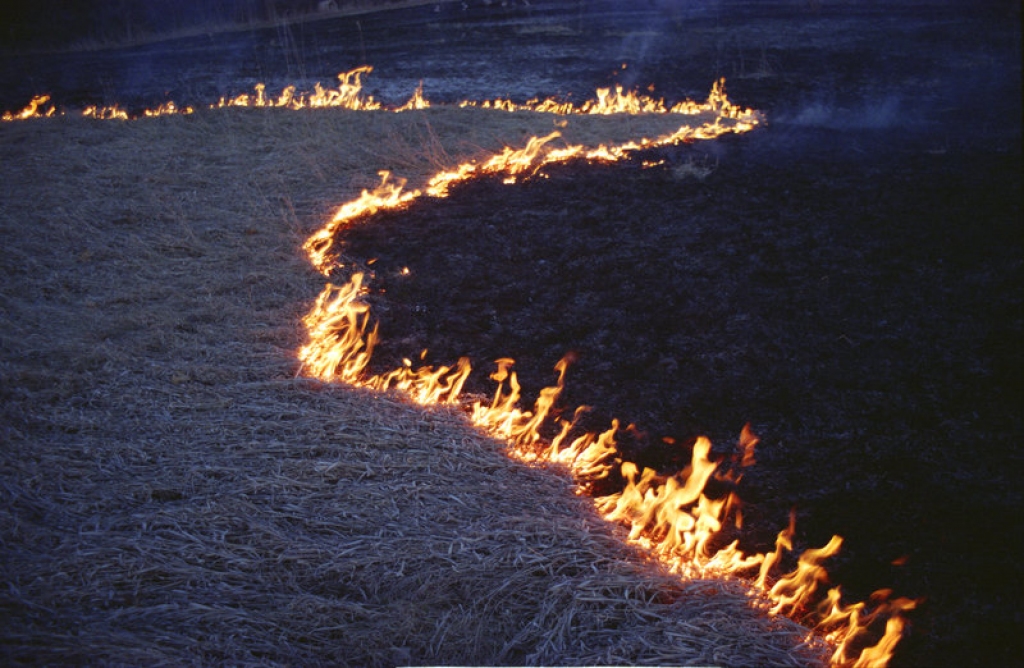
[2,94,57,121]
[459,77,748,118]
[1,66,426,122]
[2,66,750,125]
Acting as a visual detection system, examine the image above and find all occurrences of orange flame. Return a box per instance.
[395,81,431,112]
[0,65,910,666]
[82,105,129,121]
[3,70,759,129]
[1,95,56,121]
[298,273,379,384]
[215,66,384,111]
[303,171,421,274]
[456,77,755,120]
[144,101,194,117]
[293,75,915,667]
[300,79,760,276]
[294,267,916,664]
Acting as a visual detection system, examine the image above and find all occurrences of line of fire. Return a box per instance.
[4,66,919,667]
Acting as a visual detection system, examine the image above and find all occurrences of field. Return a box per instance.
[1,106,837,667]
[2,2,1021,666]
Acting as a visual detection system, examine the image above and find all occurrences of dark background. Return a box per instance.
[3,1,1021,666]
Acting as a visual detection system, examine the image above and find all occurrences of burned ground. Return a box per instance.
[334,120,1022,667]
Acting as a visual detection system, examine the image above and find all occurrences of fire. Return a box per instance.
[82,105,129,121]
[293,76,914,667]
[1,94,56,121]
[298,77,760,274]
[303,171,422,274]
[2,66,422,121]
[298,273,379,384]
[1,64,912,665]
[3,68,758,128]
[456,77,750,119]
[215,66,384,110]
[395,81,431,112]
[144,101,194,117]
[296,266,913,665]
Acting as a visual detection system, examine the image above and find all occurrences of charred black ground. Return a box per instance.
[337,121,1021,667]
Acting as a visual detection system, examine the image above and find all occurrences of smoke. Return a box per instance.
[779,93,905,130]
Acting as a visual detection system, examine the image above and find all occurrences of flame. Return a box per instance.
[295,263,914,665]
[303,171,422,274]
[291,75,915,667]
[298,273,379,384]
[456,77,754,119]
[0,64,910,665]
[3,69,759,129]
[144,101,194,117]
[215,66,383,111]
[395,81,431,112]
[82,105,129,121]
[298,78,760,277]
[2,68,760,132]
[2,95,55,121]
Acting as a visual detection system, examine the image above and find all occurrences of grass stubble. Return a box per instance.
[0,108,828,666]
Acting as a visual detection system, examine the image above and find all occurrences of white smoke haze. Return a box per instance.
[780,93,905,129]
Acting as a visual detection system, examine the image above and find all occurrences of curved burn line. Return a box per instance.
[294,77,915,668]
[1,64,916,667]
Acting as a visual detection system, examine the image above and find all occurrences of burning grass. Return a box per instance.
[0,106,837,665]
[286,80,916,665]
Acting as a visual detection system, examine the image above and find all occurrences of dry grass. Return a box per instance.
[1,108,826,666]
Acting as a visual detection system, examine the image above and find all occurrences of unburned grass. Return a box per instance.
[0,107,825,666]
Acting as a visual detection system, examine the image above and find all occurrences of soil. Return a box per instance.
[3,1,1021,666]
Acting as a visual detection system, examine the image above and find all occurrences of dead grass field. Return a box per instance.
[0,109,827,666]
